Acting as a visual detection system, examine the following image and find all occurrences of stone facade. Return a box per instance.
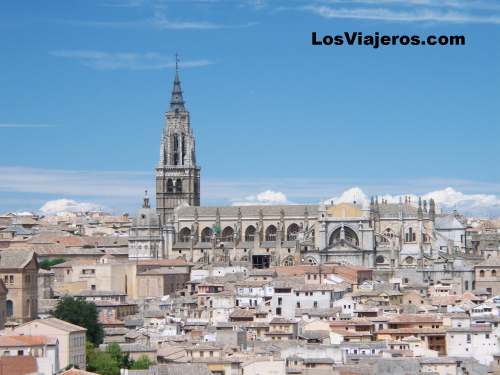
[0,250,38,323]
[128,67,468,278]
[155,66,200,224]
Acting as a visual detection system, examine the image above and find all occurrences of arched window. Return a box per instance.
[6,300,13,317]
[221,226,234,242]
[181,135,186,165]
[405,227,416,242]
[492,270,497,277]
[179,227,191,242]
[480,270,485,277]
[175,179,182,193]
[167,179,174,193]
[265,225,277,241]
[376,255,385,264]
[245,226,256,242]
[201,227,213,242]
[287,223,300,241]
[329,226,359,246]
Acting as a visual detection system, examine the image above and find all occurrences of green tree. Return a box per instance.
[53,297,104,345]
[106,343,132,369]
[88,351,120,375]
[130,355,152,370]
[39,258,66,270]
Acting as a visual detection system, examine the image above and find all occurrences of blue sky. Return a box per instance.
[1,0,500,215]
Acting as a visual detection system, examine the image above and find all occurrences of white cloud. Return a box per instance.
[39,199,104,215]
[324,187,369,207]
[2,166,500,216]
[0,166,150,197]
[320,0,500,11]
[232,190,289,206]
[304,5,500,24]
[325,186,500,216]
[51,50,213,70]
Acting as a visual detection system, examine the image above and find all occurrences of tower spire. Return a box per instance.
[170,53,185,112]
[143,189,150,209]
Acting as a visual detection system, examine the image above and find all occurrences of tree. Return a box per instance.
[53,297,104,345]
[130,355,152,370]
[39,258,66,270]
[106,343,132,369]
[87,351,120,375]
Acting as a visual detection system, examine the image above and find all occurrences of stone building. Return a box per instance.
[0,250,38,322]
[129,191,162,260]
[0,279,7,329]
[155,62,200,224]
[129,66,467,275]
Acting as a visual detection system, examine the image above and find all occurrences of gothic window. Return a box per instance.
[283,256,295,266]
[329,226,359,246]
[245,226,256,242]
[201,227,213,242]
[380,228,394,243]
[175,179,182,193]
[221,226,234,242]
[376,255,385,264]
[182,135,186,165]
[179,227,191,242]
[265,225,277,241]
[173,134,179,165]
[287,223,300,241]
[167,179,174,193]
[405,227,416,242]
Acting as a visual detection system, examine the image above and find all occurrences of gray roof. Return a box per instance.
[0,225,33,236]
[377,203,430,219]
[476,257,500,267]
[75,290,127,297]
[176,205,318,218]
[0,250,35,269]
[150,364,212,375]
[435,215,466,230]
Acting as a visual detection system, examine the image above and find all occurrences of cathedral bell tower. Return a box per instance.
[156,58,201,224]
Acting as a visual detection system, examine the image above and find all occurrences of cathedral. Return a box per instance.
[128,66,467,274]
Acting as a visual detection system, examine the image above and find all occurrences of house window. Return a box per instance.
[493,270,497,277]
[9,275,13,284]
[296,302,301,308]
[278,297,282,306]
[276,307,282,315]
[480,270,485,277]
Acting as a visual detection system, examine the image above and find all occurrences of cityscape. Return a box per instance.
[1,1,500,375]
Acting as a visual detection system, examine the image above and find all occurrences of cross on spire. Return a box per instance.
[169,53,185,112]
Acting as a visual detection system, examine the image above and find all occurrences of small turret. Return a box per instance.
[429,198,436,221]
[143,190,150,209]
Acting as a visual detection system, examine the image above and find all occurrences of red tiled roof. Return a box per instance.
[0,335,52,347]
[0,356,37,375]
